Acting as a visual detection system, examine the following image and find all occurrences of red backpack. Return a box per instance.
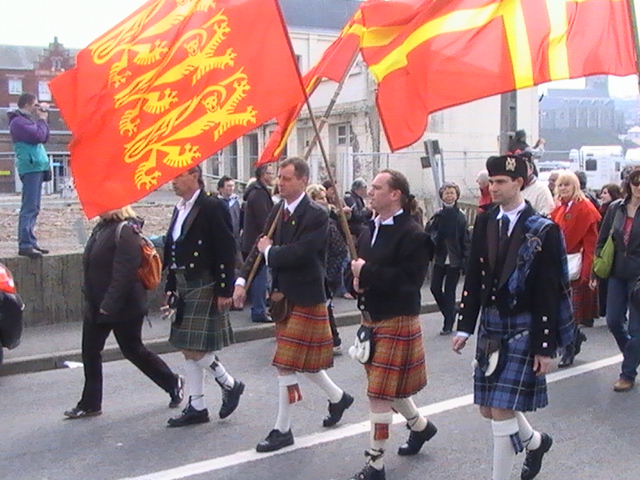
[116,222,162,290]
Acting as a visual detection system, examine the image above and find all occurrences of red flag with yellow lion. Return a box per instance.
[50,0,304,218]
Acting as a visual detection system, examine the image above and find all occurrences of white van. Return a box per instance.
[569,146,623,190]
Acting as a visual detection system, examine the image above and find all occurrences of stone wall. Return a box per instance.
[1,253,165,327]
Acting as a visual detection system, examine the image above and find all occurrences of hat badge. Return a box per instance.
[505,157,516,172]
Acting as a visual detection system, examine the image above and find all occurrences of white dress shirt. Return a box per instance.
[171,189,201,242]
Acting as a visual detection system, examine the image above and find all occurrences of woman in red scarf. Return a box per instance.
[550,171,601,367]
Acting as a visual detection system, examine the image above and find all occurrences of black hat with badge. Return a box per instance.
[486,155,527,181]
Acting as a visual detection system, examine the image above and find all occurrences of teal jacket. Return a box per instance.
[8,109,50,176]
[13,142,50,175]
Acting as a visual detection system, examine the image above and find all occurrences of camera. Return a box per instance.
[37,102,50,113]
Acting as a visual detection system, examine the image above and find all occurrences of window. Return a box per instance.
[8,78,22,95]
[227,140,238,179]
[337,124,353,146]
[38,81,52,101]
[585,159,597,171]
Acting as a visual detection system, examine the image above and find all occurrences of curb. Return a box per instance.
[0,302,440,377]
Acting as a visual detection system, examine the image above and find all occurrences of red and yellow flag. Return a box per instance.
[50,0,304,218]
[360,0,637,151]
[256,6,365,166]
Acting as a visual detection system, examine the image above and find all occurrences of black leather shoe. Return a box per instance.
[18,248,42,259]
[64,406,102,419]
[168,375,184,408]
[349,464,386,480]
[219,380,245,419]
[256,429,294,452]
[323,391,354,427]
[34,245,49,254]
[397,420,438,455]
[167,404,210,427]
[521,432,552,480]
[574,331,587,356]
[558,345,574,368]
[252,315,273,323]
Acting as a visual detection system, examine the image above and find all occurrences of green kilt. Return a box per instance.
[169,276,234,352]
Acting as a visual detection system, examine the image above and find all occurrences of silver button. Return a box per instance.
[542,316,548,322]
[359,305,365,310]
[460,303,464,308]
[544,329,549,334]
[220,282,225,287]
[491,296,496,301]
[221,273,226,278]
[198,240,203,245]
[220,264,224,269]
[189,263,194,268]
[193,252,199,257]
[542,342,548,348]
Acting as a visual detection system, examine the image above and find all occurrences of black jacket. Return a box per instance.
[83,219,147,324]
[425,205,470,269]
[241,180,273,254]
[344,190,371,237]
[164,191,236,298]
[241,194,328,307]
[352,211,431,321]
[596,198,640,281]
[456,204,566,356]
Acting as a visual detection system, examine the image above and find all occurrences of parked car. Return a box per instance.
[0,263,24,365]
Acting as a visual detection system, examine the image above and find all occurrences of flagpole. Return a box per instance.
[274,0,358,260]
[627,0,640,87]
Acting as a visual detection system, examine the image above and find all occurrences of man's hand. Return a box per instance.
[257,235,272,254]
[534,355,552,376]
[351,258,366,278]
[452,335,467,354]
[233,285,247,308]
[217,296,232,312]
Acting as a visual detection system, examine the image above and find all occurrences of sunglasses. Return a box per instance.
[630,178,640,187]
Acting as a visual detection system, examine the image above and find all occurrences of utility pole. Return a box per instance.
[499,91,518,154]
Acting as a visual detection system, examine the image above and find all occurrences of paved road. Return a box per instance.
[0,313,637,480]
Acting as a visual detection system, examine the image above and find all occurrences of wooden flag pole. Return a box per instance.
[243,205,284,292]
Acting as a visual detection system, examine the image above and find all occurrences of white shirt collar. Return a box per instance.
[373,209,404,226]
[284,192,305,214]
[496,201,526,235]
[176,188,201,210]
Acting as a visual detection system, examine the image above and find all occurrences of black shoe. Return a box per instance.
[397,420,438,455]
[521,433,553,480]
[167,403,210,428]
[349,464,386,480]
[256,429,294,452]
[323,391,354,427]
[34,245,49,254]
[64,406,102,419]
[558,344,574,368]
[574,331,587,356]
[18,247,42,259]
[219,380,245,419]
[252,315,273,323]
[439,329,453,336]
[168,375,184,408]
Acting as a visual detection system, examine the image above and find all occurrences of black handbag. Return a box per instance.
[43,168,53,182]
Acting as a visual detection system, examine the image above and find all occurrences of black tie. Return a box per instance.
[283,208,290,222]
[500,216,510,239]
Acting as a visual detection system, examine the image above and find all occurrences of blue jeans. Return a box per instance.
[18,171,44,250]
[606,277,640,381]
[249,264,268,321]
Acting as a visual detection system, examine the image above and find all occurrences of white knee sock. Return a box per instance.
[274,374,300,433]
[515,412,542,450]
[302,371,343,403]
[368,411,393,470]
[392,397,427,432]
[184,359,206,410]
[491,418,520,480]
[196,352,235,389]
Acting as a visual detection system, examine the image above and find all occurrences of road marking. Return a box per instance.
[118,354,622,480]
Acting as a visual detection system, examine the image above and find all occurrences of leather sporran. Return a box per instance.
[475,335,505,380]
[269,291,292,323]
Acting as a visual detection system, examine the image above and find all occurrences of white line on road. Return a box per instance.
[118,354,622,480]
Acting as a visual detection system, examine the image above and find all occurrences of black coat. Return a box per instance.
[456,204,566,356]
[242,194,328,307]
[164,191,236,298]
[352,211,432,321]
[241,180,273,254]
[425,205,470,269]
[344,190,371,237]
[83,219,147,324]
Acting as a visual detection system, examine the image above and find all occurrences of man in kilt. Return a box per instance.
[233,157,354,453]
[346,169,436,480]
[452,155,574,480]
[165,165,245,427]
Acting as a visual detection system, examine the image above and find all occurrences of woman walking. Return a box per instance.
[550,171,601,367]
[597,184,623,318]
[64,206,183,418]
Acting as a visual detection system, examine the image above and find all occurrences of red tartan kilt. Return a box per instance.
[364,315,427,400]
[272,303,334,373]
[570,280,598,324]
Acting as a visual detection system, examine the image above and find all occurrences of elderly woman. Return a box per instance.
[307,183,348,354]
[596,167,640,392]
[64,206,183,418]
[550,171,601,367]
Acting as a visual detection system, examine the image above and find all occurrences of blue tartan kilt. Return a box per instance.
[474,307,548,412]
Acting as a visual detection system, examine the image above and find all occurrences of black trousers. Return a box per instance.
[430,264,461,332]
[79,316,177,410]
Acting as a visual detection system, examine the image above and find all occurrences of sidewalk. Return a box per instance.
[1,284,451,377]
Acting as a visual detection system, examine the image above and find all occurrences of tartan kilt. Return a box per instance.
[474,307,547,412]
[169,276,234,352]
[363,315,427,400]
[570,280,598,324]
[272,303,333,373]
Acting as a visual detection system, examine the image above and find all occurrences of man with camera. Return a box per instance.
[8,93,51,259]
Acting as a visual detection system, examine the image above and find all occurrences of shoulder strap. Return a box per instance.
[115,221,128,245]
